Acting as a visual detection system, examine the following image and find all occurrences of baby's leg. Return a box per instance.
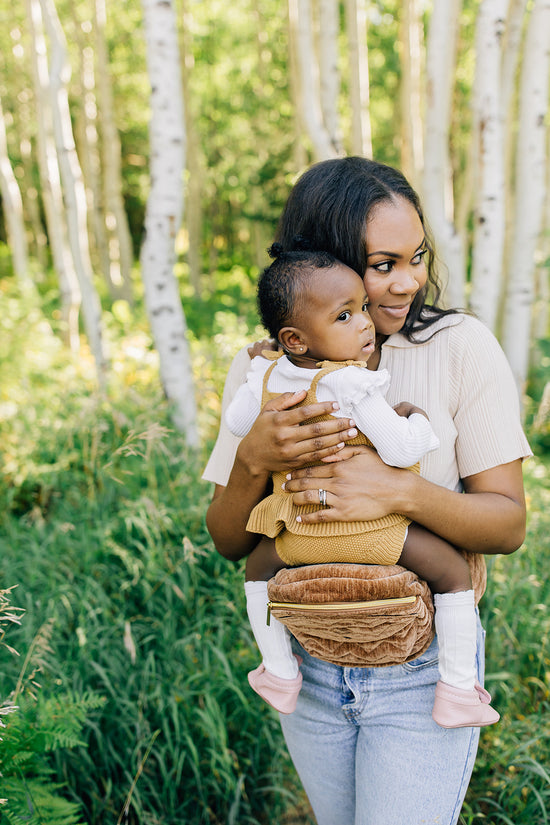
[245,536,287,581]
[400,524,499,728]
[244,537,302,712]
[399,522,471,594]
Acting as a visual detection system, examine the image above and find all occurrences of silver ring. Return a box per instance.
[318,488,327,507]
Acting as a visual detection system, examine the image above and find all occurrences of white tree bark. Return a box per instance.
[288,0,339,160]
[140,0,198,446]
[423,0,465,308]
[26,0,81,350]
[502,0,550,392]
[0,97,30,284]
[399,0,424,187]
[318,0,343,154]
[469,0,507,331]
[94,0,134,301]
[40,0,108,380]
[345,0,372,157]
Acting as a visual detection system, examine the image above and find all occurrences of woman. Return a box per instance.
[203,157,531,825]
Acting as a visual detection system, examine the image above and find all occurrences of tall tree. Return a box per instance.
[502,0,550,391]
[288,0,339,160]
[318,0,343,155]
[469,0,507,331]
[26,0,81,351]
[399,0,423,187]
[0,97,30,284]
[39,0,108,380]
[94,0,134,302]
[423,0,465,308]
[140,0,198,445]
[345,0,372,157]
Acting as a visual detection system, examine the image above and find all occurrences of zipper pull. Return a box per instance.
[266,602,272,626]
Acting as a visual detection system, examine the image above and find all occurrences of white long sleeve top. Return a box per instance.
[224,354,440,468]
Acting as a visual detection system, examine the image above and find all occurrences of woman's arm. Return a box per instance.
[206,391,358,560]
[283,448,526,555]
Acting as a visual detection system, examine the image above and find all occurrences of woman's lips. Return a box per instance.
[380,304,410,319]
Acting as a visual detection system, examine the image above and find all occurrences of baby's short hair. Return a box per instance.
[258,242,341,340]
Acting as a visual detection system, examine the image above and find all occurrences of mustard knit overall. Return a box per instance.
[246,356,418,566]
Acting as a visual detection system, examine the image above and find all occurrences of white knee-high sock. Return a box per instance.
[244,580,299,679]
[434,590,476,691]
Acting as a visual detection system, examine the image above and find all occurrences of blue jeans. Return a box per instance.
[279,613,485,825]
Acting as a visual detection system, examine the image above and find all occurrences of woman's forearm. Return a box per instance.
[395,460,526,554]
[206,452,269,561]
[285,452,527,555]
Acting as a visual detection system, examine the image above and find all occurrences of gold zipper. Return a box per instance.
[266,595,417,625]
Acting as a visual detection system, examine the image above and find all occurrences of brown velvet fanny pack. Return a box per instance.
[267,563,436,667]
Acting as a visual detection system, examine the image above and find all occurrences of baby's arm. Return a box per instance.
[224,382,262,437]
[351,391,439,467]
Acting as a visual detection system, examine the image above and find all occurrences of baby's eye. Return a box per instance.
[362,301,369,312]
[411,248,428,265]
[337,310,351,321]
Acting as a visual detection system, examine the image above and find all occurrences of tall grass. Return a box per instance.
[1,281,548,823]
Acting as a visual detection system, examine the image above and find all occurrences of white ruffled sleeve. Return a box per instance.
[322,365,439,467]
[224,356,270,438]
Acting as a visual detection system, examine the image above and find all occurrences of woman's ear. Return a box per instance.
[279,327,308,355]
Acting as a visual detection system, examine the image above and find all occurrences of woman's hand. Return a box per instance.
[237,391,359,477]
[283,447,409,523]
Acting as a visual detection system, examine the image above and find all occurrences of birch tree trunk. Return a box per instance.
[288,0,339,160]
[26,0,81,350]
[140,0,198,446]
[94,0,134,302]
[502,0,550,392]
[318,0,343,155]
[180,0,203,297]
[345,0,372,157]
[74,25,112,293]
[40,0,108,381]
[423,0,465,308]
[399,0,423,188]
[469,0,507,331]
[0,97,30,285]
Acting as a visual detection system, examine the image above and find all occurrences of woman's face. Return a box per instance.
[363,196,428,338]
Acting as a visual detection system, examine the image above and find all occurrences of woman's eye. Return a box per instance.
[337,311,351,321]
[412,249,428,265]
[362,302,369,312]
[372,261,393,273]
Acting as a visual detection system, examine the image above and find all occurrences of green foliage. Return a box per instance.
[462,458,550,823]
[2,287,550,824]
[0,291,308,825]
[525,337,550,455]
[0,589,104,825]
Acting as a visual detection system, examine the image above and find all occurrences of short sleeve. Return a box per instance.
[450,319,532,478]
[202,346,251,486]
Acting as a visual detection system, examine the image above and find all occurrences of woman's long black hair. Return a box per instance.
[274,156,458,339]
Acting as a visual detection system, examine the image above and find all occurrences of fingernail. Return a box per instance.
[348,428,358,437]
[349,419,356,427]
[337,442,345,449]
[332,402,339,410]
[281,482,286,490]
[286,473,291,480]
[296,516,302,523]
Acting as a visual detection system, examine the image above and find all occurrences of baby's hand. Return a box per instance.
[247,338,277,359]
[393,401,428,419]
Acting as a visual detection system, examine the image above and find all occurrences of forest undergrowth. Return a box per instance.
[1,281,549,824]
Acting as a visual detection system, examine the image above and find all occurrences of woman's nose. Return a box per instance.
[389,267,419,293]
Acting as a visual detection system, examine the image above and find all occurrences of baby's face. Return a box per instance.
[297,264,375,363]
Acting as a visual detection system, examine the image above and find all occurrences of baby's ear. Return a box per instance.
[279,327,307,355]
